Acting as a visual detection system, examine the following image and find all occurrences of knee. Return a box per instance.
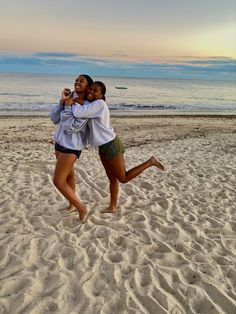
[53,176,64,189]
[109,176,118,184]
[118,176,127,184]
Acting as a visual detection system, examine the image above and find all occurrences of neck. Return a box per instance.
[74,91,86,99]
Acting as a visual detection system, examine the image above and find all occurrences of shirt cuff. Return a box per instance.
[56,102,64,108]
[64,105,72,111]
[72,103,82,114]
[73,103,82,107]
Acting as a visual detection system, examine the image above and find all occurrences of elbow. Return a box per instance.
[63,126,74,134]
[50,118,59,125]
[64,129,73,134]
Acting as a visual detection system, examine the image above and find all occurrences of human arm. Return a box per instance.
[50,103,64,124]
[65,99,106,119]
[60,105,88,134]
[50,88,72,124]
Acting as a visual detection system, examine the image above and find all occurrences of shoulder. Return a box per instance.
[90,99,107,107]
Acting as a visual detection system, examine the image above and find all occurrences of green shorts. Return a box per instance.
[99,136,125,160]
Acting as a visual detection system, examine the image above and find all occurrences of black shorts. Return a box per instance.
[55,142,82,159]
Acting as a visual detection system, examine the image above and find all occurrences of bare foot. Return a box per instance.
[101,206,117,214]
[66,204,76,212]
[150,156,164,171]
[78,207,89,224]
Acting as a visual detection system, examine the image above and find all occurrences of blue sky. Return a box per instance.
[0,51,235,80]
[0,0,235,79]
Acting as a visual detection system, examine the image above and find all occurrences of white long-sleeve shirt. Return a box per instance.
[63,99,116,146]
[50,95,89,150]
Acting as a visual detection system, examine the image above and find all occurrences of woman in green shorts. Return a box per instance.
[63,81,164,213]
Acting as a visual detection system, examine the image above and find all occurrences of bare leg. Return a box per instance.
[150,156,165,171]
[53,152,88,223]
[55,150,76,210]
[99,153,119,213]
[106,154,164,184]
[66,169,76,211]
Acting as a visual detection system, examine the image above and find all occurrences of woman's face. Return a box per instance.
[87,84,103,101]
[74,76,89,94]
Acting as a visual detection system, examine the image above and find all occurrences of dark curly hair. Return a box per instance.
[93,81,106,101]
[80,74,93,87]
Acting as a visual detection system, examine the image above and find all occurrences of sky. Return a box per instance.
[0,0,235,79]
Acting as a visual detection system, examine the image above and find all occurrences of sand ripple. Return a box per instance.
[0,126,236,313]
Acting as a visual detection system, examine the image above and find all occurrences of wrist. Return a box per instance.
[64,105,72,111]
[65,98,74,106]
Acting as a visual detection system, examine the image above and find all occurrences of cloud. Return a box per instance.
[33,52,78,58]
[0,51,235,80]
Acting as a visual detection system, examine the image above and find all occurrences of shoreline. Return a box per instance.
[1,115,236,147]
[0,109,236,118]
[1,113,236,119]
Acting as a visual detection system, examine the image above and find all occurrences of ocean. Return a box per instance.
[0,73,235,115]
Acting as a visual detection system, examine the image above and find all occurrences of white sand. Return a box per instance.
[0,116,236,313]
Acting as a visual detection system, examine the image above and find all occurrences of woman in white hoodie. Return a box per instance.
[63,81,164,214]
[50,74,93,223]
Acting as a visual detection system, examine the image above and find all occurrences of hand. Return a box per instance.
[61,88,72,100]
[65,98,75,106]
[73,97,84,105]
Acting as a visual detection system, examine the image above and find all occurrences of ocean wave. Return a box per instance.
[0,102,236,113]
[108,102,236,111]
[0,102,54,111]
[0,92,40,97]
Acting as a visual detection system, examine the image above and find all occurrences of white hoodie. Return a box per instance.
[62,99,116,146]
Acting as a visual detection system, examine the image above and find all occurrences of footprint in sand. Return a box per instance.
[110,234,128,251]
[155,241,173,254]
[189,294,218,314]
[130,228,152,244]
[0,277,31,298]
[135,265,152,288]
[203,228,221,239]
[125,280,164,314]
[124,246,139,265]
[180,266,202,285]
[197,264,219,278]
[105,252,123,263]
[57,216,81,233]
[190,253,210,264]
[156,197,170,210]
[20,299,59,313]
[225,269,236,294]
[0,303,7,313]
[58,247,78,271]
[123,184,137,196]
[96,227,110,250]
[212,255,233,266]
[140,181,154,191]
[132,213,146,223]
[83,274,107,297]
[96,226,110,239]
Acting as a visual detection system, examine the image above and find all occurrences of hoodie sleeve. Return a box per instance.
[60,106,88,134]
[72,99,105,118]
[50,103,64,125]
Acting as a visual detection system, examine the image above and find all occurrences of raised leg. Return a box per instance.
[105,154,164,184]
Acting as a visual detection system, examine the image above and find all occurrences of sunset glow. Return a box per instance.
[0,0,235,78]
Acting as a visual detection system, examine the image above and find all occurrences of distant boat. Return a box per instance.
[115,86,128,90]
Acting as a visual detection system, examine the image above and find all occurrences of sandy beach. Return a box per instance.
[0,115,236,314]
